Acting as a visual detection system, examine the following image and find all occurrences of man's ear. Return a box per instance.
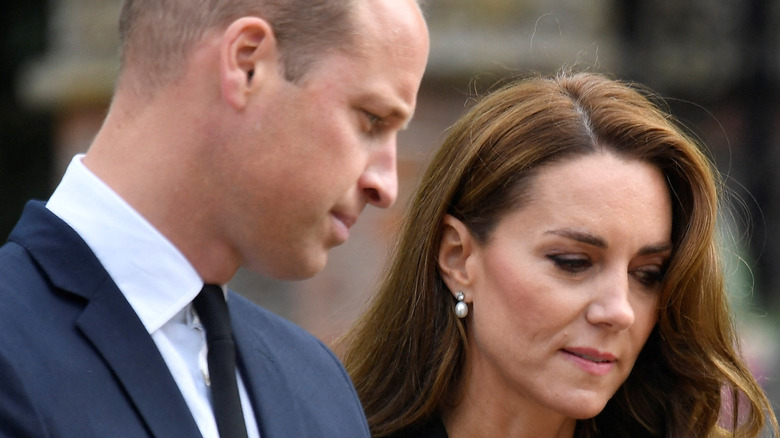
[220,17,279,109]
[438,214,475,301]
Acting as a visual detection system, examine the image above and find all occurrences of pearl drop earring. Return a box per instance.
[454,291,468,318]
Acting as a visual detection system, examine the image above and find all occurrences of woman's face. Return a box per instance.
[450,152,672,423]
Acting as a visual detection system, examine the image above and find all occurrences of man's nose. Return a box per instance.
[359,137,398,208]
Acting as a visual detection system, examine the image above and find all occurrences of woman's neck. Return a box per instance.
[441,372,577,438]
[442,403,576,438]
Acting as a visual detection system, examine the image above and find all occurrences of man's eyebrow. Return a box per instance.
[364,92,415,129]
[387,103,414,130]
[545,229,606,248]
[400,109,415,130]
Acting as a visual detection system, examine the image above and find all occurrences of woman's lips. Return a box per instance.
[561,347,616,376]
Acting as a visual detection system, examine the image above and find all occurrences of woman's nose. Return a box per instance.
[585,274,635,331]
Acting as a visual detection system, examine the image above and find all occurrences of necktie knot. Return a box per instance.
[193,284,232,342]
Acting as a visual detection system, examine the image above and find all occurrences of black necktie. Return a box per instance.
[193,284,249,438]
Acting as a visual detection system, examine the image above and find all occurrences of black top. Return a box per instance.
[386,415,448,438]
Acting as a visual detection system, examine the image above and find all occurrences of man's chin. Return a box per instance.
[245,252,328,282]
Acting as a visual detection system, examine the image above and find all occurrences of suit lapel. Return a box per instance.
[12,202,202,438]
[77,284,202,438]
[230,300,306,437]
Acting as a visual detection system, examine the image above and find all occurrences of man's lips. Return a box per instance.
[331,212,357,243]
[332,212,357,230]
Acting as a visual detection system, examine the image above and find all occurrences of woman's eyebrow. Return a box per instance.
[638,243,673,256]
[544,228,606,248]
[545,228,672,256]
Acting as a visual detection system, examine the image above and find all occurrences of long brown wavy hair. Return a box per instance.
[339,71,778,437]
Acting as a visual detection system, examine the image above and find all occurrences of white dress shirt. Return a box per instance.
[46,155,260,438]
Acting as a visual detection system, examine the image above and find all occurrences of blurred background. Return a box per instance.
[2,0,779,411]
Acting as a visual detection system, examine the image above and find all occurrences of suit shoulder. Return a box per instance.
[228,292,341,364]
[228,291,370,436]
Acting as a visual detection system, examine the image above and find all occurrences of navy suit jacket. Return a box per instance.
[0,201,370,437]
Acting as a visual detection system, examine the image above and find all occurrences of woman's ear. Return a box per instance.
[438,214,475,300]
[220,17,279,109]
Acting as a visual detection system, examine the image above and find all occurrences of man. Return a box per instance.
[0,0,429,436]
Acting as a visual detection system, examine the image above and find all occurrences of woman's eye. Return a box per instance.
[632,267,665,288]
[548,254,591,273]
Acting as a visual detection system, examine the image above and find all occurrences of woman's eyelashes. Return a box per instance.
[548,254,591,274]
[630,266,666,288]
[547,253,667,288]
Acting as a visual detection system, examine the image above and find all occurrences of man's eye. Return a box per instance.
[364,111,383,126]
[548,254,591,273]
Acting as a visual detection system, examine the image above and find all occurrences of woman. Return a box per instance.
[340,72,778,437]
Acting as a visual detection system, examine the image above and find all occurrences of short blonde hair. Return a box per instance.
[118,0,356,89]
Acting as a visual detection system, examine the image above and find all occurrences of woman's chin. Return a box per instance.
[558,398,610,421]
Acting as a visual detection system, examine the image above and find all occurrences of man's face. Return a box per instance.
[221,0,430,280]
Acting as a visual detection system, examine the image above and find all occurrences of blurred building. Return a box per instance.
[8,0,780,404]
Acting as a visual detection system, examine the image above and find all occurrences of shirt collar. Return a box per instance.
[46,154,205,333]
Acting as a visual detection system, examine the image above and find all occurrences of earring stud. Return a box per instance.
[454,291,468,318]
